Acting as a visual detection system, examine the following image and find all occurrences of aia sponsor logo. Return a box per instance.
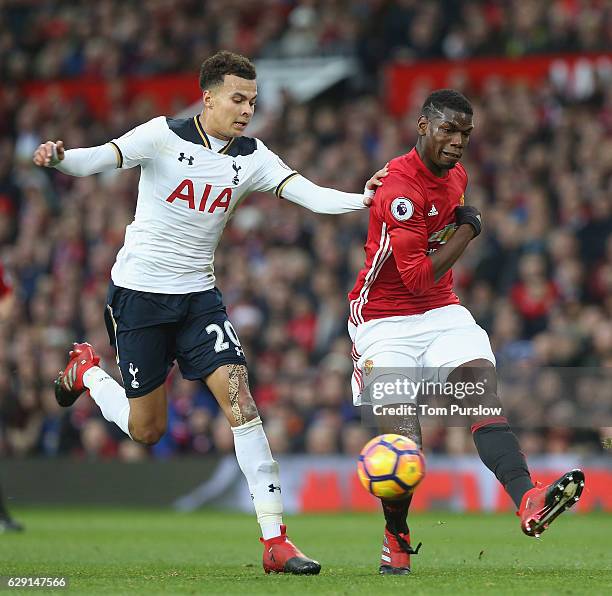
[165,179,233,213]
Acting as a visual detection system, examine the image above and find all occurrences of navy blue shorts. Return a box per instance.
[104,282,247,398]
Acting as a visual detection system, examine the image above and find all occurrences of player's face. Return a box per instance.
[203,74,257,139]
[418,108,474,174]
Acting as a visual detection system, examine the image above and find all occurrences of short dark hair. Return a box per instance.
[422,89,473,119]
[199,51,256,90]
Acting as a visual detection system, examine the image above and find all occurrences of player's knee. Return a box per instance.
[134,427,164,446]
[130,422,166,445]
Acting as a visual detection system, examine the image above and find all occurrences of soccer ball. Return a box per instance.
[357,434,425,499]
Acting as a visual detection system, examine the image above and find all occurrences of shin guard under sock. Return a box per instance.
[472,421,534,508]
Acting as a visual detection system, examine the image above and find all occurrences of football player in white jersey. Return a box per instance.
[33,51,386,575]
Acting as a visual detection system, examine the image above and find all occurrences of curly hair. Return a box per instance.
[422,89,473,118]
[199,51,256,90]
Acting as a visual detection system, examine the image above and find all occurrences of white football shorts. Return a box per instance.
[349,304,495,406]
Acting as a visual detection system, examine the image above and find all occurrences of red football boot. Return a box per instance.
[379,527,422,575]
[260,525,321,575]
[54,342,100,407]
[518,469,585,537]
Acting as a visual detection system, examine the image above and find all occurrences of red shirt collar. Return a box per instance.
[408,147,450,183]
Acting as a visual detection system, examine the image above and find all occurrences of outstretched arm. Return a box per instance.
[280,175,364,214]
[278,165,388,214]
[32,117,168,177]
[33,140,119,177]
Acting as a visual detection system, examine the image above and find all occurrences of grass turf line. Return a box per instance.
[1,509,610,595]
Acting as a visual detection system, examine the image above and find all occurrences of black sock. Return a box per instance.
[472,423,534,508]
[381,494,412,534]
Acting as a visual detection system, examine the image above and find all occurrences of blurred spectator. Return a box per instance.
[0,1,609,84]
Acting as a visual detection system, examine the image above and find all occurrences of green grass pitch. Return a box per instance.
[1,508,610,595]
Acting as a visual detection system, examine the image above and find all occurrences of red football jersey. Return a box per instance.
[349,148,466,324]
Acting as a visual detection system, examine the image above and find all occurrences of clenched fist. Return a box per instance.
[363,162,389,207]
[33,140,65,167]
[455,205,482,237]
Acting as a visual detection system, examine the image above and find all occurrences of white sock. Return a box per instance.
[83,366,131,439]
[232,417,283,540]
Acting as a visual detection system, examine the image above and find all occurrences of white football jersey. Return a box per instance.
[109,116,298,294]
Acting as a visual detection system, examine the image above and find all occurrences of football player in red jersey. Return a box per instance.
[0,262,24,533]
[349,90,584,575]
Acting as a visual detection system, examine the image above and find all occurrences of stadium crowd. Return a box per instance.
[0,2,611,461]
[1,0,610,82]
